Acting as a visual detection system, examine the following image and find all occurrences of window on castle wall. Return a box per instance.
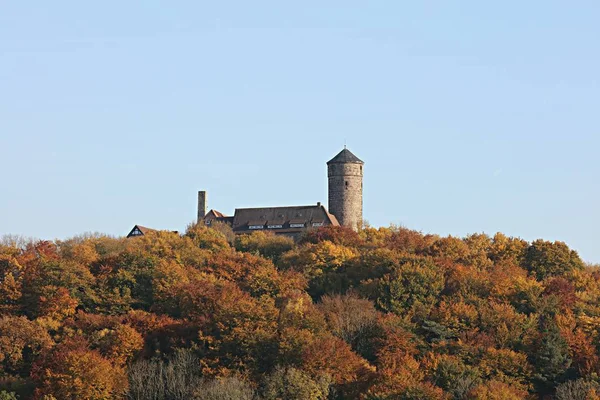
[345,181,348,189]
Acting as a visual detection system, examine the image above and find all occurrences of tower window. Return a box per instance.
[345,181,349,189]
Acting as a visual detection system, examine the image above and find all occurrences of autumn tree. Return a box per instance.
[301,334,373,397]
[0,316,53,377]
[31,338,128,400]
[234,231,294,264]
[0,247,22,315]
[467,380,529,400]
[300,225,363,248]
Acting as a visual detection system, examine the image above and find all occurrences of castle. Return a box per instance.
[126,148,363,239]
[199,147,364,236]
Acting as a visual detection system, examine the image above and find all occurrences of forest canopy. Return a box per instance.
[0,224,598,399]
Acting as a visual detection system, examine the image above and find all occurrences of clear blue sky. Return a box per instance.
[1,2,599,262]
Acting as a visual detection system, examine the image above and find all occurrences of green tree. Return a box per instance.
[524,239,584,280]
[430,355,480,399]
[374,257,444,318]
[0,391,18,400]
[532,320,573,393]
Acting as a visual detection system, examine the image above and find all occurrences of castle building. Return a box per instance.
[199,147,364,236]
[126,225,179,238]
[126,225,156,238]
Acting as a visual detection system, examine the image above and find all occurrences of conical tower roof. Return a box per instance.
[327,148,364,165]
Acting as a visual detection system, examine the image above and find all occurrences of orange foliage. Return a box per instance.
[31,338,128,400]
[302,334,374,394]
[0,226,597,399]
[300,225,364,247]
[38,286,78,321]
[0,316,53,374]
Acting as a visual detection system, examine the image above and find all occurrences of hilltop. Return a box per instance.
[0,224,598,399]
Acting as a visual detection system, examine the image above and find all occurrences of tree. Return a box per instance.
[37,286,78,321]
[429,354,480,399]
[462,233,493,270]
[318,293,380,359]
[170,275,280,376]
[0,392,18,400]
[427,236,470,264]
[524,239,584,280]
[300,225,363,248]
[185,223,231,252]
[31,338,128,400]
[301,335,373,397]
[194,376,254,400]
[467,380,529,400]
[488,233,527,267]
[94,323,144,366]
[0,316,53,376]
[555,379,600,400]
[0,248,23,314]
[234,231,294,264]
[366,319,429,398]
[127,349,201,400]
[532,320,573,393]
[478,348,532,390]
[261,366,331,400]
[383,226,435,255]
[280,241,358,298]
[374,256,444,318]
[477,302,538,349]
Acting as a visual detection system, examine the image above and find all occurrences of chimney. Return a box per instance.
[197,191,207,222]
[317,202,321,207]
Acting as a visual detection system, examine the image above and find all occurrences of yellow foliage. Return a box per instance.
[468,380,529,400]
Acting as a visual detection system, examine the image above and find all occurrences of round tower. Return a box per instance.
[327,147,364,231]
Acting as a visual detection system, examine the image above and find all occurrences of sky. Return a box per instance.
[1,2,599,262]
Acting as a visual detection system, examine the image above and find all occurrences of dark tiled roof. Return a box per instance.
[232,204,339,233]
[327,148,364,165]
[217,216,234,224]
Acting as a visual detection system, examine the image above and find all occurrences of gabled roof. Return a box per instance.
[126,225,180,238]
[231,204,339,232]
[126,225,157,238]
[327,148,364,164]
[205,209,229,219]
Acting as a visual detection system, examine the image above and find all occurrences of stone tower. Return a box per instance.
[197,191,207,222]
[327,147,364,231]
